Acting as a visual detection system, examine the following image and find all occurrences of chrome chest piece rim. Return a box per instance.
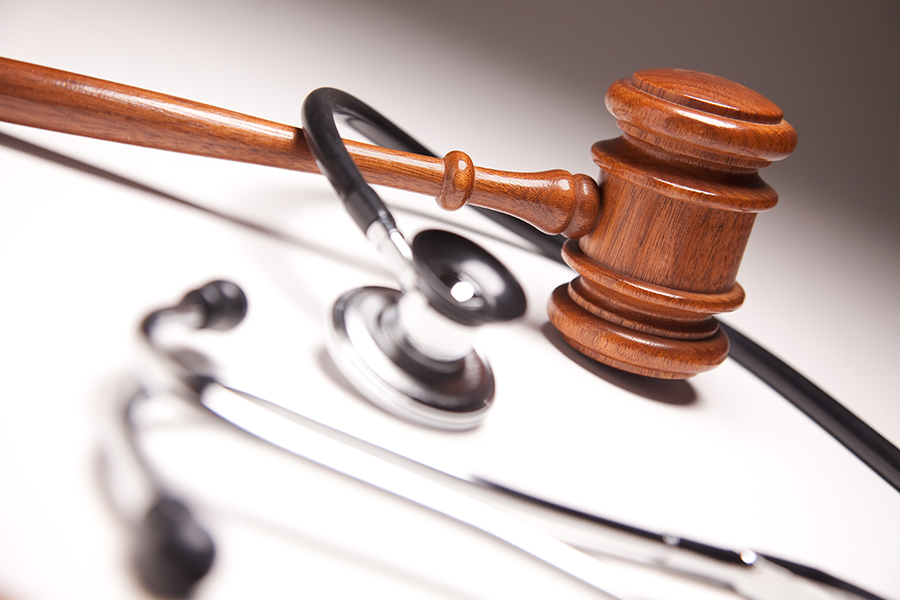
[327,286,494,430]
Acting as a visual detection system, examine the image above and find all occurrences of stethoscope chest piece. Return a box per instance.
[327,229,526,431]
[327,286,495,430]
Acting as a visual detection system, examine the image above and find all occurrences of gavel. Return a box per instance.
[0,57,796,379]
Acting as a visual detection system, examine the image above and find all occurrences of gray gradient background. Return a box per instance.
[395,0,899,236]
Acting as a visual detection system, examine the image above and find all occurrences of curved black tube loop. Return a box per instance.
[301,88,434,233]
[301,88,526,326]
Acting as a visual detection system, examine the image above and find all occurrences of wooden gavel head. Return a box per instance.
[548,68,797,379]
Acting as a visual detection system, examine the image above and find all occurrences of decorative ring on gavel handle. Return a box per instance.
[0,59,795,379]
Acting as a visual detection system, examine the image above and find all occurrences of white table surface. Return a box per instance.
[1,1,898,599]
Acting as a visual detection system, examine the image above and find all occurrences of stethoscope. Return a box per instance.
[96,87,895,599]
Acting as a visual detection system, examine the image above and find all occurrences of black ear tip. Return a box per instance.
[181,280,248,331]
[135,497,215,598]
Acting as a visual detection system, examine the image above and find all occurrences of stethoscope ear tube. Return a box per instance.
[301,88,404,234]
[719,321,900,493]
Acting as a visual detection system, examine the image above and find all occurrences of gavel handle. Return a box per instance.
[0,57,599,237]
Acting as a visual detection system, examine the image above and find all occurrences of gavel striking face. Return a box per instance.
[0,59,796,379]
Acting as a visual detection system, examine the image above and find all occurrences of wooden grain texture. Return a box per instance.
[548,285,731,379]
[548,69,797,379]
[0,57,600,237]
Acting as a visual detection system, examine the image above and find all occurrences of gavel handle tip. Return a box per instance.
[435,154,601,238]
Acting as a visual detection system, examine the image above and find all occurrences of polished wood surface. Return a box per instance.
[0,57,599,238]
[0,58,795,379]
[549,69,796,378]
